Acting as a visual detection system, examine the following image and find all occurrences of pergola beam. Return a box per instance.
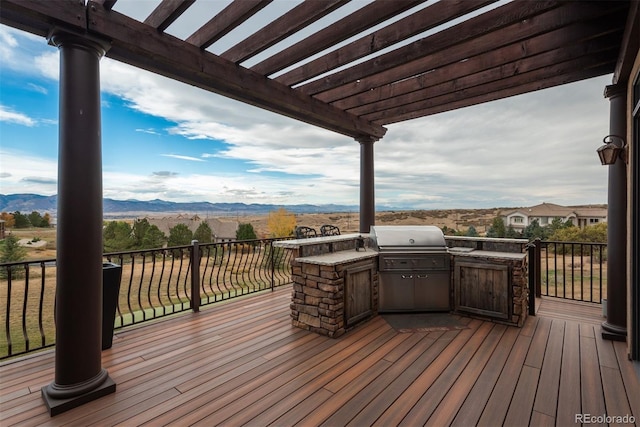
[275,0,497,87]
[250,0,425,76]
[376,64,612,124]
[348,37,620,118]
[144,0,195,32]
[0,0,86,38]
[612,0,639,84]
[334,19,623,112]
[185,0,273,49]
[221,0,349,64]
[87,2,386,140]
[300,0,566,97]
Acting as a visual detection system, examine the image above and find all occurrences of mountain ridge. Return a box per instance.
[0,193,361,217]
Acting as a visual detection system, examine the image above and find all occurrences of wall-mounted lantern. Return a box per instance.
[597,135,627,165]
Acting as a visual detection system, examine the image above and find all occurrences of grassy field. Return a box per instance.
[7,227,57,261]
[539,249,607,303]
[0,242,290,359]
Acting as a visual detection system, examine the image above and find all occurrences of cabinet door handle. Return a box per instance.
[417,274,429,279]
[401,275,413,279]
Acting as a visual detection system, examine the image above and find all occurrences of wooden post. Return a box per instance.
[41,30,115,416]
[602,84,627,341]
[357,136,378,234]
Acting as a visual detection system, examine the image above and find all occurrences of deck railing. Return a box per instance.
[0,238,293,360]
[532,239,607,304]
[1,236,606,360]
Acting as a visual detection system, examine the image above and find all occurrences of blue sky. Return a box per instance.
[0,1,611,209]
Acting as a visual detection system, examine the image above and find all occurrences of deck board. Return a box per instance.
[1,286,638,427]
[556,321,581,426]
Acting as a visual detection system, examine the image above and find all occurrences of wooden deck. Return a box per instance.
[1,286,639,426]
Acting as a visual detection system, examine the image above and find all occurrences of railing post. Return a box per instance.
[527,242,536,316]
[190,240,200,312]
[534,238,542,298]
[270,240,275,291]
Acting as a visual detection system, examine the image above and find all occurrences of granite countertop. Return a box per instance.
[274,233,368,249]
[451,250,527,260]
[295,249,379,265]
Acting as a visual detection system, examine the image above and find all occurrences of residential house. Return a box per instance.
[502,202,607,231]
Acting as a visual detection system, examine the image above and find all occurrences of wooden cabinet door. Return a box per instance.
[345,265,373,326]
[455,261,509,319]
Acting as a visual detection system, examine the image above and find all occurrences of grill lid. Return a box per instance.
[370,225,447,251]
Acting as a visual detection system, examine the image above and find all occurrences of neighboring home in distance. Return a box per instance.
[145,214,239,242]
[502,202,607,231]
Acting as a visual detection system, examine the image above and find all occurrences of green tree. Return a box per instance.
[103,221,134,252]
[0,235,28,278]
[523,219,546,240]
[168,224,193,247]
[505,225,520,238]
[27,211,43,227]
[12,211,30,228]
[0,234,27,263]
[465,225,479,237]
[549,222,606,243]
[193,222,213,243]
[141,225,166,249]
[547,217,573,235]
[581,222,607,243]
[486,216,506,238]
[132,218,152,248]
[236,223,257,241]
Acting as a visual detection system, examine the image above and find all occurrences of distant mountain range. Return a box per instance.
[0,194,361,218]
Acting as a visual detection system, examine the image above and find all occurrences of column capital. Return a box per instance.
[47,27,111,58]
[604,84,626,100]
[355,135,379,145]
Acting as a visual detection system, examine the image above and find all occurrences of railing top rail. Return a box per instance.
[0,258,57,267]
[539,240,607,245]
[445,236,529,243]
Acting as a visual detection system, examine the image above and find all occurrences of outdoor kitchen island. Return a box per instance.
[276,230,530,338]
[274,234,378,337]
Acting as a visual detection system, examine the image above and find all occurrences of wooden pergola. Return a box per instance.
[2,1,631,135]
[1,0,638,416]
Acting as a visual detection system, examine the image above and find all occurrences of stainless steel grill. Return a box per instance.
[370,226,451,312]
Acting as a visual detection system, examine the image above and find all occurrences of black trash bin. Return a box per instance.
[102,262,122,350]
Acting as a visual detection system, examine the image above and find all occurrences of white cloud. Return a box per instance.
[160,154,205,162]
[26,83,47,95]
[374,76,610,208]
[0,22,611,209]
[0,150,57,194]
[0,105,36,126]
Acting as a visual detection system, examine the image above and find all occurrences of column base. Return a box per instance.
[41,369,116,416]
[602,321,627,342]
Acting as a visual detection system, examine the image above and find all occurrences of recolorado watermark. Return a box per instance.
[575,413,636,424]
